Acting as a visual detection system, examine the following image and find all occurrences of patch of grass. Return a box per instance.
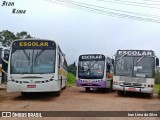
[67,72,76,86]
[155,84,160,97]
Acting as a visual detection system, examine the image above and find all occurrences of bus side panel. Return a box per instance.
[0,64,2,84]
[58,67,67,88]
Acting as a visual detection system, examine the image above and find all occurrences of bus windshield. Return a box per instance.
[11,49,56,74]
[115,56,154,78]
[78,60,105,79]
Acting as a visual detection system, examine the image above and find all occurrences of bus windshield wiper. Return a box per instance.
[23,50,30,61]
[137,55,144,63]
[34,50,45,63]
[116,53,126,61]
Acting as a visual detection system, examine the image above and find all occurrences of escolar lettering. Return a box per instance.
[19,42,48,47]
[81,55,103,59]
[117,50,153,56]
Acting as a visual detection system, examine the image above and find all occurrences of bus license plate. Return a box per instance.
[128,88,136,91]
[27,85,36,88]
[87,83,92,85]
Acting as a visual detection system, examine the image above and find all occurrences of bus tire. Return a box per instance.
[117,91,125,96]
[85,87,90,92]
[21,92,28,96]
[55,90,61,97]
[145,93,153,98]
[63,79,67,89]
[56,78,62,96]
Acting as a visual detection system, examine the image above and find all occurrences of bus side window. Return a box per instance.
[58,54,61,68]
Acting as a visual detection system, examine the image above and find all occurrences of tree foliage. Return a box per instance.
[67,63,76,75]
[0,30,33,47]
[67,72,76,86]
[155,70,160,97]
[155,70,160,84]
[16,31,32,39]
[0,30,16,47]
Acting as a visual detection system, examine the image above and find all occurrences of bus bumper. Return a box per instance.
[7,81,60,92]
[76,79,106,88]
[113,85,154,94]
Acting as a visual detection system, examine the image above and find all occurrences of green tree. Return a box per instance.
[67,72,76,86]
[67,63,76,75]
[0,30,33,47]
[0,30,16,47]
[16,31,32,39]
[155,69,160,97]
[155,70,160,84]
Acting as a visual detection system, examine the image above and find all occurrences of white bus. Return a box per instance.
[113,50,159,97]
[7,39,67,96]
[0,46,10,84]
[76,54,114,91]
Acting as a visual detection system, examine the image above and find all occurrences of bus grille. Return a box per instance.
[122,82,143,88]
[119,76,146,83]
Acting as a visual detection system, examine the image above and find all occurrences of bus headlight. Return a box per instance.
[50,78,54,81]
[12,79,15,82]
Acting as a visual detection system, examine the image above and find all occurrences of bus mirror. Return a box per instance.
[4,54,9,61]
[156,58,159,66]
[62,53,66,57]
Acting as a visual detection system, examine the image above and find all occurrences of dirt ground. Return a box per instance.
[0,85,160,120]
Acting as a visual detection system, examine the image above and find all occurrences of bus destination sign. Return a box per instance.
[12,40,56,49]
[79,54,105,61]
[117,50,154,56]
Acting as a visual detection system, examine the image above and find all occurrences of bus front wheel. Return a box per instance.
[21,92,28,96]
[117,91,125,96]
[55,90,61,96]
[56,79,62,96]
[85,87,90,92]
[108,80,113,92]
[145,93,153,98]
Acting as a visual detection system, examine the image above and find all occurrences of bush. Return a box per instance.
[67,64,76,76]
[155,71,160,84]
[67,72,76,86]
[158,85,160,97]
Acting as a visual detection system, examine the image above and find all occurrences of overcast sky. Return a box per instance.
[1,0,160,64]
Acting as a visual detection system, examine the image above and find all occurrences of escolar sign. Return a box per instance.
[12,40,56,49]
[79,54,105,61]
[19,41,48,47]
[117,50,154,56]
